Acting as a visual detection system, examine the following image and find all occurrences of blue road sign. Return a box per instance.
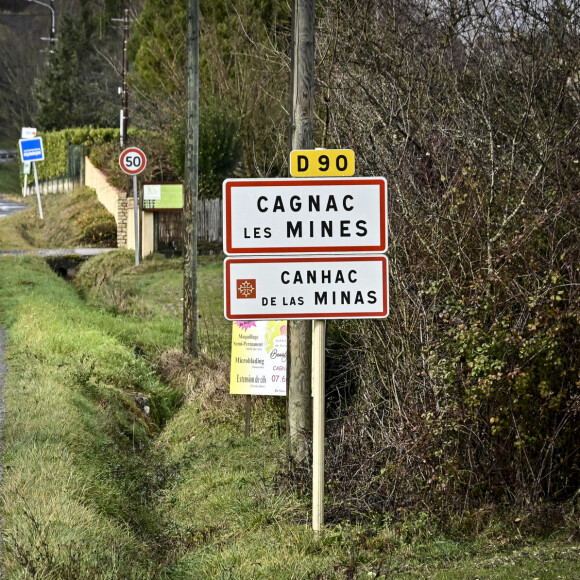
[18,137,45,163]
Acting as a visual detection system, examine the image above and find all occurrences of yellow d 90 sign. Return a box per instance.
[290,149,355,177]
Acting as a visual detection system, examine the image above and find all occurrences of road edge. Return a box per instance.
[0,321,5,575]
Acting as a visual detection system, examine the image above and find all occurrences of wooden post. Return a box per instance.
[183,0,199,356]
[245,395,251,437]
[287,0,315,465]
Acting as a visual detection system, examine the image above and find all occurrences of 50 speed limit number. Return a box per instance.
[119,147,147,175]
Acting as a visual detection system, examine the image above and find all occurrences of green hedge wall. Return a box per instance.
[23,128,120,183]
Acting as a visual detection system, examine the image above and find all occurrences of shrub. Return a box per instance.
[312,0,580,525]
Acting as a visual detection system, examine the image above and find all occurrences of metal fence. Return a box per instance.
[23,145,83,197]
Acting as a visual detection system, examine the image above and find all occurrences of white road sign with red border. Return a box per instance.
[224,255,389,320]
[119,147,147,175]
[223,177,387,255]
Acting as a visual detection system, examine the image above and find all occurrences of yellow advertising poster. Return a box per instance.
[230,321,287,396]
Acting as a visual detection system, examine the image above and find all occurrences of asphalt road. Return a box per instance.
[0,322,5,573]
[0,194,27,219]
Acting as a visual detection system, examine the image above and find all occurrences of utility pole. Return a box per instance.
[287,0,315,464]
[112,8,130,147]
[49,0,55,53]
[121,8,129,147]
[183,0,199,356]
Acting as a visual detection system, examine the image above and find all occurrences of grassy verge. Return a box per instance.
[0,195,34,249]
[0,186,116,249]
[0,257,179,578]
[1,252,579,578]
[74,250,230,358]
[71,251,580,578]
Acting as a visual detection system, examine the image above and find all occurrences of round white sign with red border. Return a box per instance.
[119,147,147,175]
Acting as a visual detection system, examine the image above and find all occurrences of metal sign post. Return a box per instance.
[19,135,45,219]
[133,174,140,265]
[223,149,389,533]
[119,147,147,266]
[21,162,31,197]
[32,162,44,220]
[312,318,326,531]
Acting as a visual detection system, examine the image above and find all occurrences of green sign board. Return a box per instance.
[143,183,183,210]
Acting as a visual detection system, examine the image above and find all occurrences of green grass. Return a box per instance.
[0,143,21,194]
[0,257,175,578]
[0,186,116,249]
[1,253,580,578]
[0,194,34,249]
[74,250,230,358]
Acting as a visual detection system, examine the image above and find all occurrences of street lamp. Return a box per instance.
[26,0,56,53]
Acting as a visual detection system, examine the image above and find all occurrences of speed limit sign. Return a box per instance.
[119,147,147,175]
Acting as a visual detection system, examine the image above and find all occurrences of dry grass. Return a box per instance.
[157,350,245,423]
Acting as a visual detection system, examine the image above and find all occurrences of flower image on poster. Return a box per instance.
[230,320,287,396]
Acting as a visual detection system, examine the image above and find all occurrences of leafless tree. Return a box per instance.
[312,0,580,519]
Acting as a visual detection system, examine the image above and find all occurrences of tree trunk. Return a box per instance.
[183,0,199,356]
[287,0,315,464]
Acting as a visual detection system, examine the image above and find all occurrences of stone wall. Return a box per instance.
[117,197,129,249]
[84,157,129,249]
[84,157,223,256]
